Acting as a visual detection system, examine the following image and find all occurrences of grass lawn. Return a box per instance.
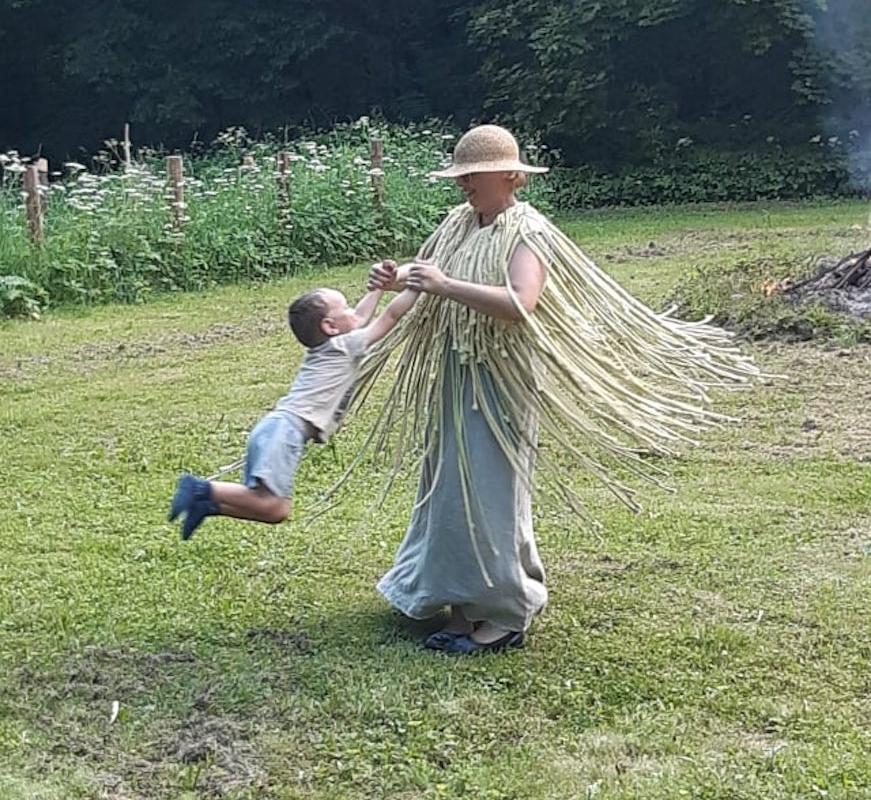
[1,201,869,799]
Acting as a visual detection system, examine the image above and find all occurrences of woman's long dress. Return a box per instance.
[355,200,758,632]
[377,352,547,632]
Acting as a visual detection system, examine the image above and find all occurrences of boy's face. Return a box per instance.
[319,289,359,337]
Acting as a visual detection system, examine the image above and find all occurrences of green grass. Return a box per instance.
[1,201,869,799]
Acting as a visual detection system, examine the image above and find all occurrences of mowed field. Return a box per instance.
[1,201,869,799]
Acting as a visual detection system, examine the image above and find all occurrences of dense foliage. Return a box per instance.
[0,121,554,315]
[1,1,869,170]
[551,145,859,208]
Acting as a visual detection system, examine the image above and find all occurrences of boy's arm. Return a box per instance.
[355,260,397,323]
[364,288,419,347]
[353,288,383,325]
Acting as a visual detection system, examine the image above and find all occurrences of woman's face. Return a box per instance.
[454,171,514,211]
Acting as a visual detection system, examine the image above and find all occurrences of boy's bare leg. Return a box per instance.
[209,480,290,524]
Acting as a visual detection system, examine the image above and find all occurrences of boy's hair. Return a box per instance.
[288,290,329,347]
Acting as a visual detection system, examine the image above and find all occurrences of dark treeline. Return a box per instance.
[1,0,869,167]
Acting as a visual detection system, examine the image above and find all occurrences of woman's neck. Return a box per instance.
[477,197,516,227]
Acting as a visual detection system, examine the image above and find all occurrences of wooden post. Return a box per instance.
[166,155,185,231]
[242,154,256,171]
[36,158,49,187]
[36,158,49,212]
[123,123,132,171]
[370,138,384,208]
[24,165,44,244]
[276,151,291,207]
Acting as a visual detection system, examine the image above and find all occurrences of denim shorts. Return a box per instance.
[242,412,312,498]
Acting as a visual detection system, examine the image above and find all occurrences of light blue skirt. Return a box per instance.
[377,359,547,632]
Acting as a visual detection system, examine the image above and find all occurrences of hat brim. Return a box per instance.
[428,160,549,179]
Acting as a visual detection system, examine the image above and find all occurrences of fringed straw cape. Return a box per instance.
[338,201,758,565]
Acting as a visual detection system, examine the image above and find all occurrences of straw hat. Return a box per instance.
[430,124,549,179]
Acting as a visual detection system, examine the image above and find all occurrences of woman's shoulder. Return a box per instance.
[433,203,476,235]
[445,202,475,223]
[513,202,553,236]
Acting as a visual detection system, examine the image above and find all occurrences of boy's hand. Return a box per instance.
[368,260,400,292]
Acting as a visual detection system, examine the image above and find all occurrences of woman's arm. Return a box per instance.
[407,243,546,322]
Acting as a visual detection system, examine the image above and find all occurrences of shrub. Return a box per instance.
[0,120,555,310]
[669,257,871,344]
[0,275,49,319]
[552,147,859,208]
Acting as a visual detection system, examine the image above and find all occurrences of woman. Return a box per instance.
[360,125,757,655]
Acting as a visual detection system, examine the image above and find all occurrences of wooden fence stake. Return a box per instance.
[277,151,291,207]
[166,155,185,231]
[123,123,132,170]
[24,165,44,244]
[36,158,49,212]
[370,138,384,208]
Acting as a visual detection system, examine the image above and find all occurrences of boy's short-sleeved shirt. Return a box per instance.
[274,328,369,442]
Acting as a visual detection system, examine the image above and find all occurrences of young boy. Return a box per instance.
[169,262,417,540]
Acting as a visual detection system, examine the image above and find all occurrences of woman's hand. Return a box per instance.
[368,260,402,292]
[406,260,450,296]
[403,245,545,321]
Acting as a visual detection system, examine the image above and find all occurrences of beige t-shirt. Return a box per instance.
[274,328,369,442]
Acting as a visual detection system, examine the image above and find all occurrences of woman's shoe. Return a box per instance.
[423,630,467,651]
[444,630,525,655]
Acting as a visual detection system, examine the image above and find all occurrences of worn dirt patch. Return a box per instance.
[598,227,866,265]
[4,645,272,799]
[155,712,267,795]
[0,318,285,382]
[245,627,313,653]
[737,342,871,462]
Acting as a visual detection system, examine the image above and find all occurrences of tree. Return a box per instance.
[466,0,847,165]
[0,0,482,158]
